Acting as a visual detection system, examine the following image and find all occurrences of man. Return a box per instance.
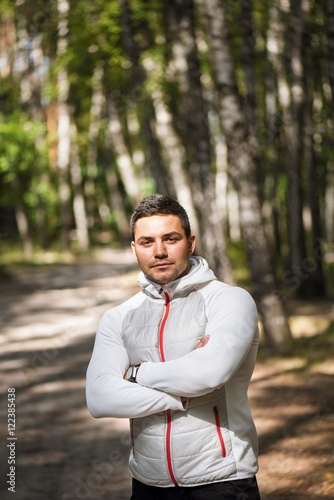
[86,194,261,499]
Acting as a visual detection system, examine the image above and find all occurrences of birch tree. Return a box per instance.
[150,85,203,253]
[103,129,131,243]
[285,0,309,297]
[327,0,334,104]
[303,0,326,296]
[326,0,334,246]
[265,0,285,255]
[196,0,292,351]
[119,0,171,195]
[57,0,71,251]
[70,121,89,250]
[85,63,105,233]
[165,0,234,282]
[240,0,258,137]
[105,92,141,204]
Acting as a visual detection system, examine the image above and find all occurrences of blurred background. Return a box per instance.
[0,0,334,499]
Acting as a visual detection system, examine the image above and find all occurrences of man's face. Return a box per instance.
[131,215,196,285]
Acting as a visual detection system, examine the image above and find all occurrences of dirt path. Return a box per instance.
[1,251,333,499]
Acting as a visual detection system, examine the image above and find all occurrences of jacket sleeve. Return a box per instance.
[136,286,259,398]
[86,309,186,418]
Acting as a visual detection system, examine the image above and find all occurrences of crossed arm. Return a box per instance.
[124,334,210,403]
[86,287,258,419]
[125,288,258,399]
[124,333,210,379]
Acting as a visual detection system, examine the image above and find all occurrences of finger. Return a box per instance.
[194,334,210,350]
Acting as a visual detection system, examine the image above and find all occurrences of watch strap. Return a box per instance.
[127,364,140,383]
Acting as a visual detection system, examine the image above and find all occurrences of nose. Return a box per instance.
[154,240,168,259]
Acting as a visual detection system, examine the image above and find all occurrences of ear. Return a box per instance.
[131,241,138,260]
[188,234,196,255]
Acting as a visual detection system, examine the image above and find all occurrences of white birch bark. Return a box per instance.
[268,0,308,296]
[265,0,284,255]
[70,122,90,250]
[15,203,33,258]
[104,128,131,242]
[240,0,258,136]
[119,0,170,196]
[215,138,229,239]
[106,95,141,204]
[85,63,105,229]
[150,86,203,253]
[57,0,71,251]
[226,182,241,242]
[196,0,292,351]
[163,0,233,280]
[10,4,34,256]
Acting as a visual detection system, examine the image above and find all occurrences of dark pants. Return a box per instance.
[130,477,261,500]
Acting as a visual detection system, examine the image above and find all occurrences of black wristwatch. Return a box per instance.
[126,365,140,383]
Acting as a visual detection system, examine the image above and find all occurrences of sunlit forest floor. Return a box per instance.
[0,249,333,499]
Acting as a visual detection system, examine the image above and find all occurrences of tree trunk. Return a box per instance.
[70,122,90,250]
[285,0,309,297]
[165,0,234,283]
[326,0,334,246]
[0,15,15,79]
[303,8,326,296]
[240,0,258,137]
[57,0,71,252]
[150,87,204,255]
[327,0,334,105]
[226,179,241,242]
[265,1,284,255]
[85,63,105,232]
[120,0,201,236]
[196,0,293,351]
[15,202,33,259]
[266,0,310,297]
[11,175,33,258]
[215,138,229,242]
[105,93,141,204]
[104,126,132,243]
[325,164,334,246]
[119,0,171,196]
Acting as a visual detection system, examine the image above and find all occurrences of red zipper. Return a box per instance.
[166,409,177,485]
[159,292,170,362]
[213,406,226,457]
[159,292,178,486]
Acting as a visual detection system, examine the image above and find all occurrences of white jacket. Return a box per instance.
[86,256,259,487]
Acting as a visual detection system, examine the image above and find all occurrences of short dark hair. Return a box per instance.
[130,194,191,240]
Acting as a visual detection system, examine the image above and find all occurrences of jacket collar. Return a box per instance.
[137,256,217,300]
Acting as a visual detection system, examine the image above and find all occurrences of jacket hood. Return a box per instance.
[137,256,217,299]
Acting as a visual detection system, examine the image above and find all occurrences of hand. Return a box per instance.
[194,334,210,350]
[180,334,210,406]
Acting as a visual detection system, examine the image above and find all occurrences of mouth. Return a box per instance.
[152,262,173,269]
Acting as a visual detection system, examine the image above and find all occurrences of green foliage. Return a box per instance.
[0,114,45,193]
[0,112,59,241]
